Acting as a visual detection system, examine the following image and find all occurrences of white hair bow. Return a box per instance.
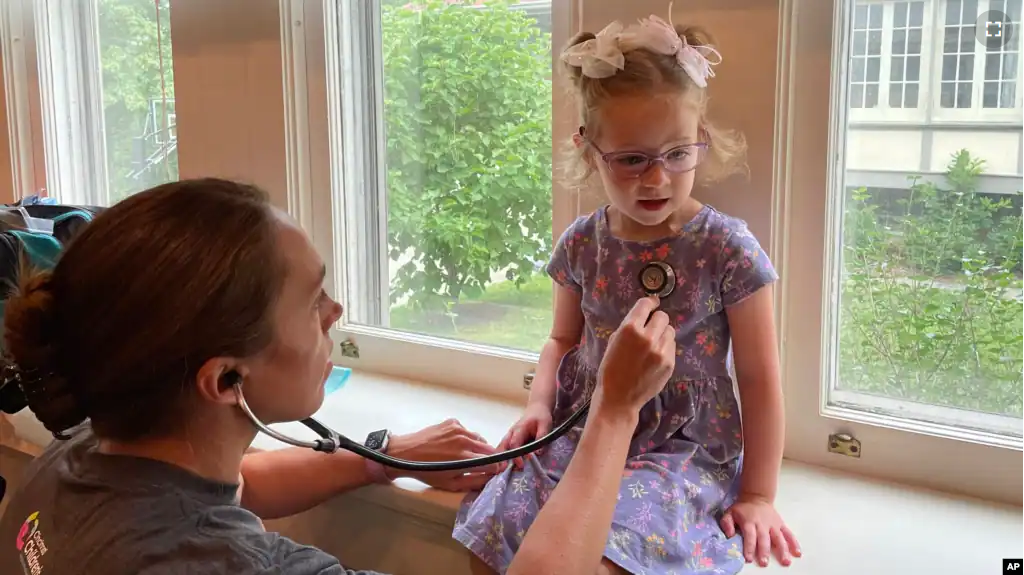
[562,13,722,88]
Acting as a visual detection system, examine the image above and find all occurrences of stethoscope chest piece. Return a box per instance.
[639,261,676,298]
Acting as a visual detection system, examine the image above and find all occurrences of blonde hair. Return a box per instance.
[561,25,747,188]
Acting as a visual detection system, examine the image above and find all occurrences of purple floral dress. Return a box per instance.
[453,205,778,574]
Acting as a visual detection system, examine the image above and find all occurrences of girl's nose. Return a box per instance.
[641,160,671,188]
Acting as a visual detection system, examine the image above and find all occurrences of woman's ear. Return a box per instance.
[195,357,245,407]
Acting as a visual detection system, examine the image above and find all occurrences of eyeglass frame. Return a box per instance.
[577,127,711,178]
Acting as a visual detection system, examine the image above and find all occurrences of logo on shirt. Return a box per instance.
[15,511,47,575]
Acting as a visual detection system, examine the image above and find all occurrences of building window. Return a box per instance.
[941,0,978,108]
[889,1,925,107]
[851,3,884,108]
[983,0,1022,108]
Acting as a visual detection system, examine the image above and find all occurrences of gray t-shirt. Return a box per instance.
[0,425,378,575]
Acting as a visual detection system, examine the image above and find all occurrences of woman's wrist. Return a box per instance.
[588,399,640,432]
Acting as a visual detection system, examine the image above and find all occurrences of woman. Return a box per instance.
[0,178,676,575]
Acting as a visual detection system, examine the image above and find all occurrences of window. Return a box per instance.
[1,0,176,206]
[330,0,556,359]
[941,0,979,107]
[97,0,177,202]
[983,0,1022,107]
[851,3,884,107]
[935,0,1023,115]
[889,2,925,107]
[781,0,1022,504]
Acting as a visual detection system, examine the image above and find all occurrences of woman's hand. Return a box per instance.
[386,418,505,491]
[498,402,554,469]
[594,296,676,416]
[720,494,801,567]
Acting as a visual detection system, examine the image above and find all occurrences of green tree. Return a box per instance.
[382,0,553,310]
[98,0,177,201]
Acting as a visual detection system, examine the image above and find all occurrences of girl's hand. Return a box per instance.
[720,494,801,567]
[498,402,554,469]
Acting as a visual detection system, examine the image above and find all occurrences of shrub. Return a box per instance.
[839,150,1023,416]
[382,0,553,310]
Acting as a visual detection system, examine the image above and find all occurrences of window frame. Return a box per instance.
[304,0,576,402]
[776,0,1022,506]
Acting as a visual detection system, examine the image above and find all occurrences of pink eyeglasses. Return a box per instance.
[580,127,710,179]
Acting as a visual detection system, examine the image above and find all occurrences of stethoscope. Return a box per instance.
[0,261,677,474]
[234,260,678,473]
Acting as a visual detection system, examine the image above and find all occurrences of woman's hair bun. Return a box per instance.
[4,265,87,436]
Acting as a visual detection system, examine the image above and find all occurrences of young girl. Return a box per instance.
[454,12,800,575]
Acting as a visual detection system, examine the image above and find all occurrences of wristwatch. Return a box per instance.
[363,429,392,484]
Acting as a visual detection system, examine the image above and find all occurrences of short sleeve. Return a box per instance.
[546,219,583,293]
[719,225,778,308]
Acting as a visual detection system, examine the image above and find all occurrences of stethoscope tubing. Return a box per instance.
[234,383,591,472]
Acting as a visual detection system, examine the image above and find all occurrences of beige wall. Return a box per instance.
[168,0,289,209]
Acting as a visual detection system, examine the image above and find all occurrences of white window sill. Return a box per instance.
[3,371,1022,574]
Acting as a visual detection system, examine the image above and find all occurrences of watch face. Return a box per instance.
[365,430,388,451]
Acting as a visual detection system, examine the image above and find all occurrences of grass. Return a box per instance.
[389,273,554,352]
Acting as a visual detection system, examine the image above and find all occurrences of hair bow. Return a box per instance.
[562,21,626,79]
[561,12,722,88]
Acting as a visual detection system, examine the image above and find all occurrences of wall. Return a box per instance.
[168,0,289,209]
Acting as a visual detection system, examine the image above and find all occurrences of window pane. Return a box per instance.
[854,30,867,56]
[851,84,865,108]
[958,53,974,80]
[379,1,553,352]
[942,54,958,81]
[866,56,880,81]
[905,81,919,106]
[910,1,924,27]
[940,81,956,106]
[956,80,973,107]
[893,29,907,55]
[960,25,976,52]
[945,0,961,25]
[895,2,908,27]
[1000,80,1017,107]
[838,0,1024,432]
[986,53,1002,80]
[865,83,879,106]
[869,29,883,54]
[891,56,905,81]
[855,4,867,29]
[98,0,178,203]
[907,55,921,81]
[944,27,959,52]
[908,28,922,54]
[853,57,866,82]
[869,4,883,28]
[889,84,904,107]
[984,80,1000,106]
[964,0,978,21]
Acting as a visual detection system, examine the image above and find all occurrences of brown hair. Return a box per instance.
[561,24,747,187]
[3,178,287,441]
